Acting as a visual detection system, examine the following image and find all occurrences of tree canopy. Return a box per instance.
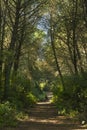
[0,0,87,127]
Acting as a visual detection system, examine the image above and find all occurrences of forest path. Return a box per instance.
[17,102,87,130]
[4,92,87,130]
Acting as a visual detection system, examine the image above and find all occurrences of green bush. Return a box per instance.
[0,101,17,127]
[52,73,87,115]
[9,91,37,109]
[31,82,47,101]
[24,92,37,107]
[9,75,38,109]
[38,92,47,101]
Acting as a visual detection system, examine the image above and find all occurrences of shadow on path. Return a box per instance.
[3,92,87,130]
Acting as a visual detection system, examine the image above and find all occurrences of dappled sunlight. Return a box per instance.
[27,116,79,125]
[28,117,64,124]
[37,101,51,105]
[19,116,87,130]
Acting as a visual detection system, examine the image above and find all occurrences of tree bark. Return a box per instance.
[50,14,65,89]
[3,0,21,99]
[72,0,78,74]
[0,0,7,97]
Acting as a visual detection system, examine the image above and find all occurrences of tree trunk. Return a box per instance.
[76,43,84,73]
[0,1,7,98]
[72,0,78,74]
[50,14,65,89]
[3,0,21,99]
[0,0,2,88]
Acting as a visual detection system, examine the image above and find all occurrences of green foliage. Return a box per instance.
[8,75,37,109]
[20,92,37,107]
[13,74,31,92]
[52,73,87,117]
[9,75,47,109]
[38,92,47,101]
[31,82,47,101]
[0,102,17,127]
[0,101,30,127]
[16,111,28,120]
[8,90,37,109]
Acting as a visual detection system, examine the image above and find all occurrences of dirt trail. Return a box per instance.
[17,102,87,130]
[3,93,87,130]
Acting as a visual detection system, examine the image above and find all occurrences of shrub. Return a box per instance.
[31,82,47,101]
[52,73,87,115]
[38,92,47,101]
[24,92,37,107]
[0,101,17,127]
[9,75,38,109]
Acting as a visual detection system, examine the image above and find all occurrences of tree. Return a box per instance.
[0,0,47,100]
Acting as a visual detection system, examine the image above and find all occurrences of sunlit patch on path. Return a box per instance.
[4,92,87,130]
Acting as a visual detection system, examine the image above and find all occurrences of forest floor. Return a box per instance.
[3,92,87,130]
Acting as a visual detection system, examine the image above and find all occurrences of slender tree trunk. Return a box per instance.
[4,0,21,99]
[72,0,78,74]
[13,27,25,74]
[73,26,78,74]
[0,0,2,87]
[83,0,87,27]
[82,0,87,62]
[50,14,65,89]
[66,31,74,64]
[4,66,11,99]
[13,6,26,74]
[0,1,7,100]
[76,43,84,73]
[66,30,76,74]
